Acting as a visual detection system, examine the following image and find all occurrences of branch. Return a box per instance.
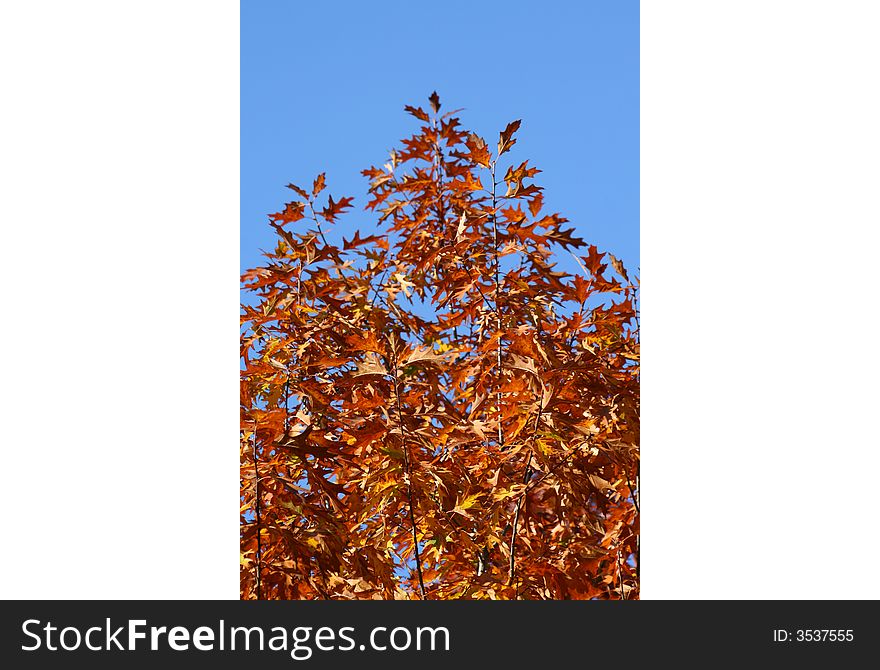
[627,470,640,586]
[491,158,503,453]
[306,201,330,248]
[387,335,427,599]
[625,472,639,515]
[508,406,540,588]
[251,420,262,600]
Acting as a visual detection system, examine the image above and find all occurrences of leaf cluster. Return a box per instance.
[241,94,639,600]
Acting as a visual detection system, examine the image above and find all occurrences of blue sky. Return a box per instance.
[241,0,638,277]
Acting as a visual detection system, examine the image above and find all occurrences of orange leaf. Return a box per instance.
[498,119,521,155]
[321,195,354,222]
[312,173,326,197]
[404,105,430,122]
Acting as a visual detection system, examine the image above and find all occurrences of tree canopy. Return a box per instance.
[241,94,639,600]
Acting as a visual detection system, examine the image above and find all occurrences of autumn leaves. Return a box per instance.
[241,94,639,600]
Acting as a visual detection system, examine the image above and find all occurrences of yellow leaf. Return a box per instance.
[458,493,480,510]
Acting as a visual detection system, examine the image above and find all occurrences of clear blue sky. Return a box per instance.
[242,0,638,277]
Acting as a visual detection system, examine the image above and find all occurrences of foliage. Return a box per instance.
[241,94,639,600]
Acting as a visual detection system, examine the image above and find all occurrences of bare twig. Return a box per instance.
[251,419,262,600]
[306,201,330,248]
[388,335,427,599]
[508,406,541,588]
[625,473,639,515]
[491,159,503,452]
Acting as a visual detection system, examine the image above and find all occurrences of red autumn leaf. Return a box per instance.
[342,230,384,250]
[269,201,306,225]
[312,172,326,197]
[404,105,430,122]
[497,119,522,155]
[452,133,491,168]
[321,195,354,222]
[528,193,544,217]
[286,182,310,198]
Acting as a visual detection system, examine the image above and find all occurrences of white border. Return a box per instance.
[0,1,240,599]
[642,0,880,598]
[4,0,879,601]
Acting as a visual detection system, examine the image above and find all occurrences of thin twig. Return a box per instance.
[283,373,290,432]
[491,159,503,453]
[632,471,640,586]
[508,406,541,588]
[507,457,532,588]
[306,201,330,248]
[252,419,262,600]
[617,546,625,600]
[625,473,639,515]
[388,335,427,599]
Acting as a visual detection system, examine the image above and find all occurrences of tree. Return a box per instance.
[241,93,639,600]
